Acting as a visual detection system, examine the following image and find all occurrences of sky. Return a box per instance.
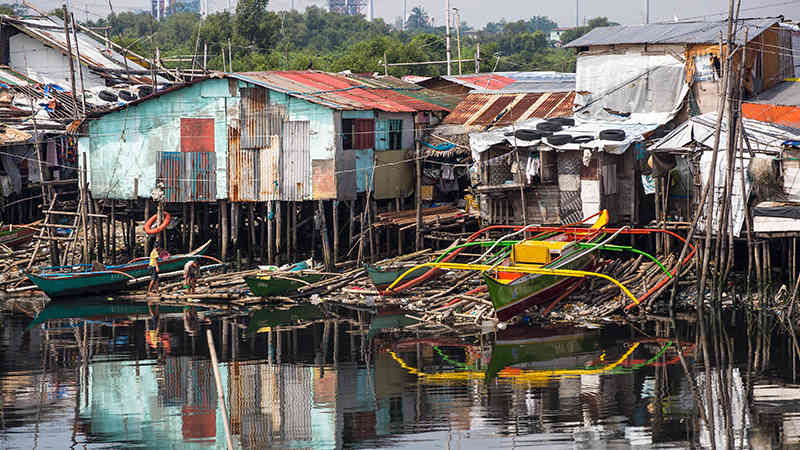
[50,0,800,27]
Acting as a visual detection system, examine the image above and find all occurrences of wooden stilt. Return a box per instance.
[259,203,267,263]
[201,202,209,247]
[248,203,255,265]
[275,201,282,265]
[286,202,290,264]
[267,201,274,265]
[318,200,333,272]
[105,201,111,261]
[220,199,229,261]
[111,201,116,264]
[348,200,355,254]
[415,139,423,251]
[396,198,403,256]
[144,198,151,258]
[332,200,339,265]
[182,203,189,251]
[189,202,196,252]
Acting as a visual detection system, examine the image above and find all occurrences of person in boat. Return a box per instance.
[183,259,199,293]
[147,245,160,295]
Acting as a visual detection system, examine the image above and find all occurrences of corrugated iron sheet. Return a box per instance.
[240,87,269,149]
[348,74,457,110]
[447,74,515,90]
[156,151,216,202]
[229,71,448,113]
[565,18,778,47]
[445,92,575,126]
[281,120,311,201]
[259,135,280,200]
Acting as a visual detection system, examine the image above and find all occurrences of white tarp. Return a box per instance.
[574,51,689,125]
[651,112,800,153]
[696,151,758,238]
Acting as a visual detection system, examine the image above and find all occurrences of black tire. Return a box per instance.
[548,117,575,127]
[572,135,594,144]
[536,122,562,132]
[514,129,542,141]
[546,134,572,146]
[537,130,554,137]
[98,90,118,102]
[599,129,626,141]
[118,90,136,101]
[137,85,154,97]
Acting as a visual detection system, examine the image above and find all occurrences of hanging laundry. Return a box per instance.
[441,164,455,181]
[439,164,459,192]
[525,154,540,184]
[46,140,57,167]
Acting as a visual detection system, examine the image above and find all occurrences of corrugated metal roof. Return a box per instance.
[443,91,575,126]
[494,80,577,93]
[2,16,163,85]
[442,74,515,90]
[346,73,457,110]
[746,80,800,106]
[565,18,779,47]
[232,71,448,113]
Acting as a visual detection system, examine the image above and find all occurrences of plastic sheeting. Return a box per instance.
[651,112,800,153]
[696,151,757,238]
[574,52,689,125]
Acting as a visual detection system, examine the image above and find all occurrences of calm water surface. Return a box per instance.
[1,296,798,449]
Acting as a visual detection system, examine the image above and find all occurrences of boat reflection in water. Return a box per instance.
[3,300,796,449]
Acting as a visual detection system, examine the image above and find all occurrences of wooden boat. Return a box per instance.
[25,240,211,299]
[245,271,326,297]
[0,224,36,249]
[484,211,610,321]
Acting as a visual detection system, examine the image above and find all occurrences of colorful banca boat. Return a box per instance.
[245,271,327,297]
[25,240,211,298]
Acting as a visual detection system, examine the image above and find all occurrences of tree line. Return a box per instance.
[47,2,617,76]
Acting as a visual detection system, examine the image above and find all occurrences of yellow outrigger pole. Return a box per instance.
[385,261,640,307]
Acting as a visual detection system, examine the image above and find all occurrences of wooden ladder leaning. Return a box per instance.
[26,193,84,271]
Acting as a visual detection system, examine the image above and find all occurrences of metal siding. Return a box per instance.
[156,151,216,202]
[532,93,565,118]
[281,120,311,201]
[374,119,389,151]
[260,135,281,200]
[240,87,269,149]
[500,93,542,124]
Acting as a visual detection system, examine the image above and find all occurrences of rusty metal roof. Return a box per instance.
[231,71,448,113]
[443,91,575,126]
[441,74,516,90]
[346,73,457,110]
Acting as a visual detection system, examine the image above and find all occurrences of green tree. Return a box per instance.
[406,6,430,30]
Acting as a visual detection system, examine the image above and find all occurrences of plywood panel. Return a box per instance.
[312,159,336,199]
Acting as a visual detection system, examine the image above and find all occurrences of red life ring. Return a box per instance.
[144,212,171,235]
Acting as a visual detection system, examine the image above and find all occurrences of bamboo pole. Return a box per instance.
[267,201,274,265]
[220,199,229,261]
[276,201,282,263]
[415,139,423,251]
[333,200,339,264]
[319,200,334,272]
[206,329,234,450]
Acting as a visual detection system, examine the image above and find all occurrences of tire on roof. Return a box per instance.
[548,117,575,127]
[514,129,542,141]
[536,122,562,132]
[599,129,626,141]
[572,135,595,144]
[546,134,572,146]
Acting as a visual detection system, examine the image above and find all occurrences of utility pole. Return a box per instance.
[402,0,406,30]
[475,42,480,73]
[445,0,451,76]
[61,5,78,118]
[576,0,579,27]
[645,0,649,24]
[454,8,462,75]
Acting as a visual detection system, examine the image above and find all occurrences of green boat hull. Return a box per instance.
[486,327,601,381]
[27,298,187,330]
[246,304,326,334]
[365,265,431,290]
[245,272,325,297]
[26,241,211,299]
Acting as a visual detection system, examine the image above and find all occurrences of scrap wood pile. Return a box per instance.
[547,252,695,321]
[375,206,466,229]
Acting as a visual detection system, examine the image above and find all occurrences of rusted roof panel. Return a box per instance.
[231,71,447,113]
[444,74,515,90]
[444,91,575,126]
[442,93,494,124]
[474,95,515,126]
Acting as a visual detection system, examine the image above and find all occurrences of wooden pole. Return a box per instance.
[275,201,282,263]
[396,197,403,255]
[318,200,334,272]
[144,198,151,257]
[157,200,164,249]
[259,203,267,263]
[205,329,235,450]
[332,200,339,265]
[288,201,294,262]
[111,201,116,264]
[415,139,423,251]
[61,5,79,117]
[267,201,274,264]
[182,203,188,251]
[189,202,195,252]
[348,200,355,255]
[247,203,255,265]
[220,199,229,261]
[81,152,90,264]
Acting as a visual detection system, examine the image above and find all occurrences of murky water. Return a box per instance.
[1,296,799,449]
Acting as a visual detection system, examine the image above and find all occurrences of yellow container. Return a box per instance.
[512,241,552,265]
[464,194,478,214]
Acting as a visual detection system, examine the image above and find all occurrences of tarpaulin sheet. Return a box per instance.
[752,201,800,219]
[574,52,689,125]
[696,151,757,238]
[373,149,414,199]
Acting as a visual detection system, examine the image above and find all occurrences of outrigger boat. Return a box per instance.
[26,297,188,330]
[387,210,695,321]
[25,240,212,298]
[245,271,326,297]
